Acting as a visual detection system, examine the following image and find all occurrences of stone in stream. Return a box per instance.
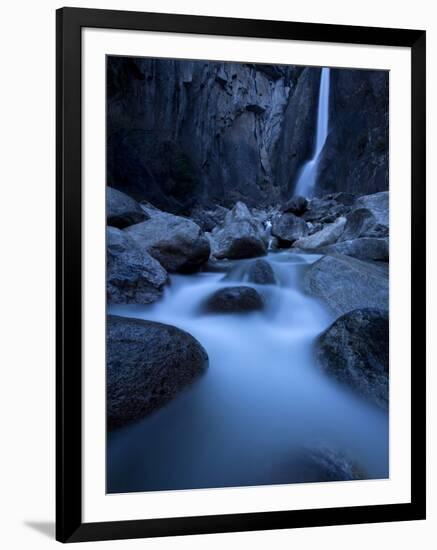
[204,286,264,313]
[304,254,388,316]
[316,308,389,410]
[340,208,388,241]
[124,209,210,273]
[107,186,149,229]
[209,202,267,260]
[107,316,208,430]
[286,447,367,483]
[282,196,308,216]
[107,227,168,304]
[246,259,276,285]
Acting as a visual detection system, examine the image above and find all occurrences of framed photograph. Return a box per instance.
[56,7,426,543]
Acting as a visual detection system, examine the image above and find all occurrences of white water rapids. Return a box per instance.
[108,251,388,493]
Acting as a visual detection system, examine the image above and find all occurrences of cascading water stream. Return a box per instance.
[107,252,388,493]
[294,67,331,198]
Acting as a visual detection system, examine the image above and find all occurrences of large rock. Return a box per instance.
[107,186,149,229]
[107,227,167,304]
[124,210,210,272]
[203,286,264,313]
[318,237,389,262]
[304,254,388,316]
[247,259,276,285]
[190,204,229,232]
[294,216,346,250]
[271,212,308,246]
[303,197,350,224]
[316,308,389,409]
[340,208,388,241]
[209,202,267,259]
[287,447,366,483]
[355,191,389,226]
[107,316,208,430]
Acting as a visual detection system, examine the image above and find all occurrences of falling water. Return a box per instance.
[294,67,331,198]
[107,252,388,493]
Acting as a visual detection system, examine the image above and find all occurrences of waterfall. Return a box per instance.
[294,67,331,198]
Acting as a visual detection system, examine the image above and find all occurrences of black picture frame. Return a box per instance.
[56,6,426,543]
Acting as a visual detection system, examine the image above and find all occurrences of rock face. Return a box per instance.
[209,202,267,259]
[316,308,389,409]
[247,259,276,285]
[294,216,346,250]
[107,186,149,228]
[124,210,210,272]
[271,213,308,246]
[203,286,264,313]
[319,237,389,262]
[316,70,389,196]
[107,316,208,430]
[107,57,388,210]
[107,227,167,304]
[304,254,388,316]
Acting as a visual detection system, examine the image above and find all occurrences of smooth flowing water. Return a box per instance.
[294,67,331,198]
[108,252,388,493]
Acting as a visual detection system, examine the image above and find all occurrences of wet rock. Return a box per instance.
[318,237,389,262]
[107,316,209,430]
[294,216,346,250]
[209,202,267,259]
[303,197,349,224]
[107,227,167,304]
[107,186,149,229]
[271,212,309,246]
[287,447,367,483]
[316,308,389,409]
[124,210,210,273]
[304,254,388,316]
[204,286,264,313]
[247,259,276,285]
[355,191,389,226]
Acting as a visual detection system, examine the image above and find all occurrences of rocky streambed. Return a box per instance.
[106,187,389,492]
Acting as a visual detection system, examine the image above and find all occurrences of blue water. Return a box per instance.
[294,67,331,198]
[107,251,388,493]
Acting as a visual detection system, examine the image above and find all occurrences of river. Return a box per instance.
[108,251,388,493]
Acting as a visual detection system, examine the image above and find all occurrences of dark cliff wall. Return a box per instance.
[315,69,389,196]
[107,57,388,212]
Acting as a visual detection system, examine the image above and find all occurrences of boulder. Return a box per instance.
[318,237,389,262]
[304,254,388,316]
[303,197,350,224]
[203,286,264,313]
[247,259,276,285]
[107,227,167,304]
[190,204,229,232]
[340,208,388,241]
[287,447,366,483]
[316,308,389,409]
[209,202,267,259]
[271,212,309,246]
[355,191,389,227]
[107,316,208,430]
[107,186,149,229]
[124,210,210,273]
[282,196,308,216]
[294,216,346,250]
